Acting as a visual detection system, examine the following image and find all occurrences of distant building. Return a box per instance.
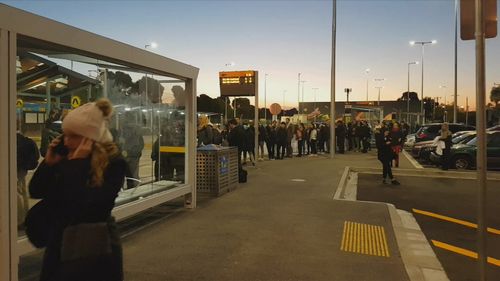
[299,100,421,122]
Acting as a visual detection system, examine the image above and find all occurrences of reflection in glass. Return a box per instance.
[15,36,188,238]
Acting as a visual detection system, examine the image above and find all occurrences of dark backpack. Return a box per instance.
[239,168,247,183]
[17,133,40,171]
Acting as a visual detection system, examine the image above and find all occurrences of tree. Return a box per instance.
[423,97,435,120]
[398,91,419,102]
[491,86,500,107]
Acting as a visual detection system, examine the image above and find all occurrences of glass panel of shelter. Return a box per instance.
[15,36,187,239]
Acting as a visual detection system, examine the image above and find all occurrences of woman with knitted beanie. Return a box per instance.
[29,99,126,281]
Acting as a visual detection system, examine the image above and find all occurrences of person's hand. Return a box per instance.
[45,137,64,166]
[68,138,94,160]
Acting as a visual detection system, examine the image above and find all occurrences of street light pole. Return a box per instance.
[264,73,268,121]
[330,0,337,158]
[375,86,383,106]
[407,61,418,123]
[297,80,307,114]
[312,88,319,122]
[365,68,370,101]
[410,40,437,125]
[298,73,301,115]
[453,0,458,123]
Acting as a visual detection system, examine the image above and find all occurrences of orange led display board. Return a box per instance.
[219,70,258,96]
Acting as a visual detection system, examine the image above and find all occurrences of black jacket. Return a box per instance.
[267,126,277,144]
[29,156,127,281]
[228,125,245,151]
[276,127,288,145]
[377,134,394,161]
[197,126,214,146]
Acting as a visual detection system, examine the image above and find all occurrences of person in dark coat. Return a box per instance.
[119,112,144,188]
[276,122,288,160]
[29,99,126,281]
[296,123,305,157]
[227,119,246,170]
[335,120,346,154]
[376,127,400,185]
[359,121,371,153]
[347,122,354,151]
[265,122,276,160]
[243,124,256,166]
[285,119,294,157]
[390,122,404,167]
[304,124,311,155]
[17,119,40,228]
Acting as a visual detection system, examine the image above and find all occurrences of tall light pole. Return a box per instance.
[282,90,287,116]
[410,40,437,124]
[312,88,319,122]
[298,73,301,114]
[330,0,337,158]
[264,73,268,121]
[365,68,370,101]
[300,80,307,103]
[439,85,448,122]
[375,86,383,106]
[145,42,157,184]
[407,61,419,123]
[453,0,458,123]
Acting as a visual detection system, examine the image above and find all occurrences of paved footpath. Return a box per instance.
[123,152,419,281]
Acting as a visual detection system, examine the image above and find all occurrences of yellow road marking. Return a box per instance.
[340,221,390,257]
[432,240,500,267]
[413,208,500,235]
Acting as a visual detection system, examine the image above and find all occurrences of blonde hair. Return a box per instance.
[198,115,209,130]
[90,99,120,187]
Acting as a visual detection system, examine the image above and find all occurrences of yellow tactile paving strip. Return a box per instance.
[340,221,390,257]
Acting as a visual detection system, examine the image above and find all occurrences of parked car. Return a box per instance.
[412,131,476,162]
[415,123,475,143]
[404,134,416,151]
[429,131,500,170]
[487,125,500,131]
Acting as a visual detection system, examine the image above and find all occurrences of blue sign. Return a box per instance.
[219,155,228,175]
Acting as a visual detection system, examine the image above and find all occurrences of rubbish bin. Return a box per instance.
[197,145,239,196]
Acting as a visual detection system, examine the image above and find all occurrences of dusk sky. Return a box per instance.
[3,0,500,109]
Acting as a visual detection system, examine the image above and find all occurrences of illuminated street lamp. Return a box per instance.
[410,40,437,124]
[145,42,158,50]
[407,61,419,123]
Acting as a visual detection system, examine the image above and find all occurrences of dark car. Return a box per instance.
[415,123,475,143]
[429,131,500,170]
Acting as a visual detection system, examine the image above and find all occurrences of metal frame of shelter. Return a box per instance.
[0,4,199,280]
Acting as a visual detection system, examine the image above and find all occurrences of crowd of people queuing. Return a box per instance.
[196,116,413,186]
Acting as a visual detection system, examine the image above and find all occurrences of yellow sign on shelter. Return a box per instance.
[16,99,23,109]
[71,96,81,109]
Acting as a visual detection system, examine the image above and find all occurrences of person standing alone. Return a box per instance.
[376,126,400,185]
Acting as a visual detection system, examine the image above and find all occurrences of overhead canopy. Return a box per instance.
[17,51,100,100]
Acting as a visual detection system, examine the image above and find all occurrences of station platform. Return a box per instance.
[121,151,444,281]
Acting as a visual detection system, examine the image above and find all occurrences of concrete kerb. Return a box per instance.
[333,168,450,281]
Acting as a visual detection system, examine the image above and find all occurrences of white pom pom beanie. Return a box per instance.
[62,102,113,143]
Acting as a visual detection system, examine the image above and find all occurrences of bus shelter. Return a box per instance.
[0,4,199,280]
